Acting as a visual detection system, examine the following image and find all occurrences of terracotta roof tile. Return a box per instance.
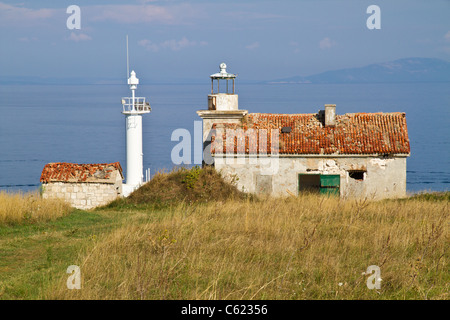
[40,162,123,183]
[211,112,410,155]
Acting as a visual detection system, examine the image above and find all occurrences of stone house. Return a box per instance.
[198,64,411,200]
[40,162,123,209]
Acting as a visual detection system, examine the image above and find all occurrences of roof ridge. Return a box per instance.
[40,162,123,183]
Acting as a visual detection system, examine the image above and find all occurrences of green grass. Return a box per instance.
[0,209,124,299]
[0,202,191,299]
[406,191,450,202]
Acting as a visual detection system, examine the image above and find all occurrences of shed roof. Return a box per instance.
[211,112,410,155]
[40,162,123,184]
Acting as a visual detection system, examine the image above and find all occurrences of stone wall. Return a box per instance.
[214,155,408,200]
[42,181,122,209]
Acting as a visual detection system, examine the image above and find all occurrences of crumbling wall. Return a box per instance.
[214,156,407,200]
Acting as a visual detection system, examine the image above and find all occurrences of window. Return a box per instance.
[299,174,340,196]
[348,170,365,181]
[298,174,320,192]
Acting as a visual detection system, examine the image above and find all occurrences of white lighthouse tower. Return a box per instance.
[121,70,151,197]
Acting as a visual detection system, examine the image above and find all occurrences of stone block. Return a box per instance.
[77,192,85,199]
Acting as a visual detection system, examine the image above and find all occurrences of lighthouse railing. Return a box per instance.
[121,97,151,113]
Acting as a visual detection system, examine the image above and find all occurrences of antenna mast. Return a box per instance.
[126,35,129,78]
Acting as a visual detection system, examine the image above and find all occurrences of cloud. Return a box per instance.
[91,4,173,24]
[138,39,159,52]
[245,42,260,50]
[319,37,336,49]
[223,11,285,20]
[0,2,204,28]
[88,3,200,25]
[138,37,206,52]
[18,36,39,42]
[66,32,92,42]
[444,31,450,42]
[0,2,56,26]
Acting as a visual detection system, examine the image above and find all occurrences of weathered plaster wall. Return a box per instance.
[42,180,122,209]
[214,155,407,200]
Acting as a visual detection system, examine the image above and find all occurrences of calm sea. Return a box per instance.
[0,82,448,194]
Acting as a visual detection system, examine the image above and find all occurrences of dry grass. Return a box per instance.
[0,191,71,225]
[48,193,449,300]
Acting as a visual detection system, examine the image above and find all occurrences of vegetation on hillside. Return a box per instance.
[105,166,250,209]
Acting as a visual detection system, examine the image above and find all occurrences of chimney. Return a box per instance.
[324,104,336,127]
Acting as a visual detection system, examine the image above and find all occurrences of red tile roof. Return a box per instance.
[211,112,410,155]
[40,162,123,183]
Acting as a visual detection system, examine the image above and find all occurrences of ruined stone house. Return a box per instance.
[198,64,411,199]
[40,162,123,209]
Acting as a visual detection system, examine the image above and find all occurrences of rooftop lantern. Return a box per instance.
[210,62,236,94]
[197,63,248,164]
[208,63,238,111]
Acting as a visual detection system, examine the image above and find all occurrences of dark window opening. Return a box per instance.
[299,174,340,196]
[299,174,321,193]
[349,170,365,181]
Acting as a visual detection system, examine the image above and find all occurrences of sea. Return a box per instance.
[0,82,449,194]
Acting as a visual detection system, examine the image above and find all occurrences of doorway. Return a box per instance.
[298,174,340,196]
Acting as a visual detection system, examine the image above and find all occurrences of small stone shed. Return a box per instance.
[205,105,411,200]
[40,162,123,209]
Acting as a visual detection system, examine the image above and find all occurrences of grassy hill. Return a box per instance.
[0,167,448,300]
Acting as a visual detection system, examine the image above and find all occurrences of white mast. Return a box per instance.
[126,35,129,78]
[121,38,151,197]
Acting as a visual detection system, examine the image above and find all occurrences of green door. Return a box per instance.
[319,175,340,196]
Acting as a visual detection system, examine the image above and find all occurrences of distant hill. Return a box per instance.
[4,57,449,85]
[0,75,207,85]
[0,76,124,85]
[268,58,450,84]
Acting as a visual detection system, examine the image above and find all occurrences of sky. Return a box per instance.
[0,0,449,83]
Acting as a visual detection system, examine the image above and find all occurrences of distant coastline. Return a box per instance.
[2,57,449,86]
[266,57,450,84]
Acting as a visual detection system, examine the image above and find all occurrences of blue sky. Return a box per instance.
[0,0,449,82]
